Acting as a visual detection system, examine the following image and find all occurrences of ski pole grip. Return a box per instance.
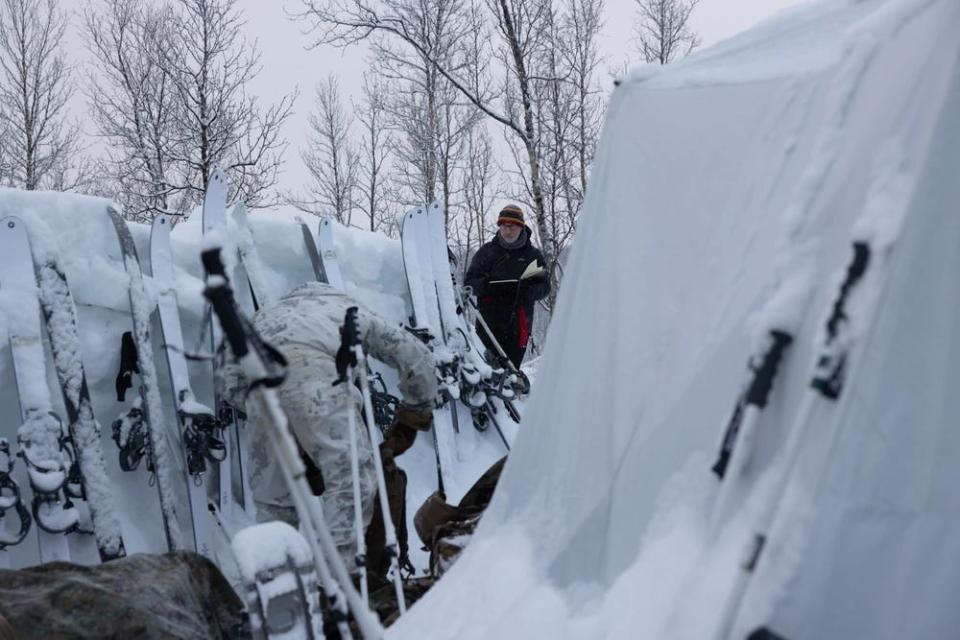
[745,330,793,409]
[201,248,249,359]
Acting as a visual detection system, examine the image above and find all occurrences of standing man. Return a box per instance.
[465,204,550,369]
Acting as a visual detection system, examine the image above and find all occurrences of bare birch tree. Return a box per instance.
[85,0,181,221]
[85,0,295,214]
[162,0,295,207]
[365,0,478,230]
[634,0,700,64]
[0,0,86,191]
[453,123,497,281]
[354,72,394,233]
[501,0,603,290]
[295,0,560,284]
[0,108,9,184]
[296,75,357,224]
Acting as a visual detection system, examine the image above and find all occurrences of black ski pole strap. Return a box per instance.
[244,336,288,393]
[333,306,361,386]
[115,331,140,402]
[202,249,249,359]
[202,248,287,392]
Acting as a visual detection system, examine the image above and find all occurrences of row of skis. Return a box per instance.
[0,169,263,568]
[0,169,525,637]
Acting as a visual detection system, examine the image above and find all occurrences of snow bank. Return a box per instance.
[389,0,960,638]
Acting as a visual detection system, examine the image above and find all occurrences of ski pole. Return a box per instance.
[483,401,512,452]
[345,385,369,603]
[709,329,792,536]
[464,291,531,392]
[341,306,408,614]
[713,242,871,640]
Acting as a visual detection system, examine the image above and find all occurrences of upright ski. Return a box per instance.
[34,235,127,561]
[424,203,517,448]
[316,217,345,290]
[0,216,75,564]
[231,202,272,308]
[298,219,328,284]
[149,214,220,559]
[201,168,251,517]
[105,206,183,552]
[399,207,458,496]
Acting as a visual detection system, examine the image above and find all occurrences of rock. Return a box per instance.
[0,552,247,639]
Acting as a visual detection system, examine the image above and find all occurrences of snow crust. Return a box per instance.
[390,0,960,638]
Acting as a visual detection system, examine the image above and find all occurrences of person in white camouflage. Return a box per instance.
[219,282,436,570]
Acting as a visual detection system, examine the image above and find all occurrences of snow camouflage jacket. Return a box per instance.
[464,226,550,352]
[218,282,436,564]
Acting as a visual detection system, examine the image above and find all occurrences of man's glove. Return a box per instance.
[382,404,433,458]
[395,404,433,431]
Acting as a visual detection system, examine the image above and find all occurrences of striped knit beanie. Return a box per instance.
[497,204,525,226]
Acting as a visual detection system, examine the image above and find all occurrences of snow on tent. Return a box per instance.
[389,0,960,638]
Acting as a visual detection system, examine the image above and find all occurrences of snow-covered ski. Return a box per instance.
[148,214,220,559]
[233,522,325,639]
[104,206,183,552]
[400,207,459,497]
[298,219,328,284]
[231,202,272,309]
[34,231,127,561]
[423,203,517,449]
[201,168,253,517]
[0,216,75,564]
[317,217,345,290]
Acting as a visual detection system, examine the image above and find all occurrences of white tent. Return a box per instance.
[391,0,960,638]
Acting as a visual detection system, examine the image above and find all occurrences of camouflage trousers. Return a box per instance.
[246,345,378,572]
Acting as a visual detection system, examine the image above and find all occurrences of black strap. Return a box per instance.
[115,331,140,402]
[333,306,360,386]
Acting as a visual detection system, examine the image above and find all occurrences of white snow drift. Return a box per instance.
[389,0,960,638]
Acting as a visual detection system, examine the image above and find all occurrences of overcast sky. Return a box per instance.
[69,0,811,201]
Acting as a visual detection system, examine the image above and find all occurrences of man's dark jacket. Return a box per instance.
[464,226,550,364]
